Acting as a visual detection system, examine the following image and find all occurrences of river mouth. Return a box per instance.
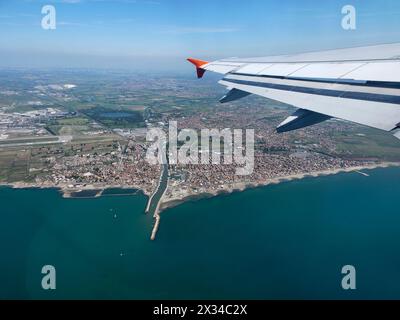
[146,164,169,214]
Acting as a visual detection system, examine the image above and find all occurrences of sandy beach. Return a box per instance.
[159,162,400,212]
[2,162,399,205]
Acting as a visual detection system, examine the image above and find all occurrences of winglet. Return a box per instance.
[187,58,209,78]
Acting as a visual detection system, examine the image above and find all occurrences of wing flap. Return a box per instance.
[344,61,400,82]
[258,63,308,76]
[235,63,273,75]
[289,62,366,79]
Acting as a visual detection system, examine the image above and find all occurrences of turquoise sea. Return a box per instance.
[1,167,400,300]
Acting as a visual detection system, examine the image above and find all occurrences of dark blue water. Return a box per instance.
[1,167,400,299]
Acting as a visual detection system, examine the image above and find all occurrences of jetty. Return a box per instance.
[145,163,169,240]
[355,170,370,177]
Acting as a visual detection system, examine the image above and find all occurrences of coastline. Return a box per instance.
[2,161,400,209]
[2,161,400,241]
[159,161,400,212]
[0,182,151,198]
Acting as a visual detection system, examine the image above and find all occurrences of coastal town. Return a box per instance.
[1,69,400,239]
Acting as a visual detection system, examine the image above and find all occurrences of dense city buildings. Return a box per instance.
[1,69,400,209]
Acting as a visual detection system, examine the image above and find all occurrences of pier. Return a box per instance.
[145,163,169,240]
[355,170,370,177]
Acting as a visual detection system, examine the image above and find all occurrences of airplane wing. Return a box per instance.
[187,43,400,139]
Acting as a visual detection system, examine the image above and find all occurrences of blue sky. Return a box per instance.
[1,0,400,70]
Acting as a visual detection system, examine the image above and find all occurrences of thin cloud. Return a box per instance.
[23,0,160,4]
[164,27,239,35]
[57,0,156,3]
[58,21,87,26]
[60,0,82,3]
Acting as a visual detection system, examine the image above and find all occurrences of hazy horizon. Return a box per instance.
[1,0,400,70]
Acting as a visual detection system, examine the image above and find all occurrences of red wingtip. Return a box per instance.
[187,58,209,78]
[187,58,208,68]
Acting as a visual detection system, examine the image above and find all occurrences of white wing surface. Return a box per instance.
[188,43,400,139]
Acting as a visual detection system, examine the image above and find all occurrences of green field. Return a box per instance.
[332,127,400,161]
